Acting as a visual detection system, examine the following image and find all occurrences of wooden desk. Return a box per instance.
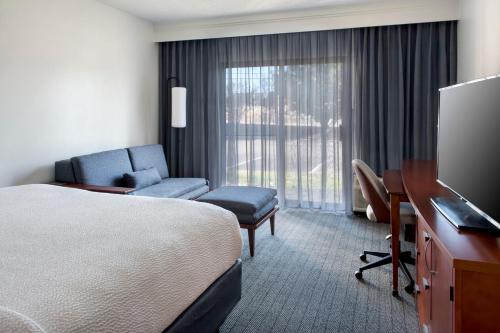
[402,160,500,333]
[383,170,409,296]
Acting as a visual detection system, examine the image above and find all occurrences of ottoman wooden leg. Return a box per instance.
[247,228,255,257]
[270,215,275,236]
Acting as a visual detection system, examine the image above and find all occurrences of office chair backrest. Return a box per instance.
[352,159,390,223]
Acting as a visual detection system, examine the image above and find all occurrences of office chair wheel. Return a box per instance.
[392,290,399,297]
[359,254,367,261]
[354,271,363,279]
[404,284,415,295]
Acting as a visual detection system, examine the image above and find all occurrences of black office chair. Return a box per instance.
[352,159,416,295]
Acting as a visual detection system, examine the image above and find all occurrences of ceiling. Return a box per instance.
[99,0,391,24]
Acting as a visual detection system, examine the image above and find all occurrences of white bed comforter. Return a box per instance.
[0,184,242,333]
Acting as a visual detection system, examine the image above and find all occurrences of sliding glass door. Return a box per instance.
[225,62,347,211]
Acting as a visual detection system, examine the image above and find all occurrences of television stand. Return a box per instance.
[431,196,500,233]
[404,161,500,332]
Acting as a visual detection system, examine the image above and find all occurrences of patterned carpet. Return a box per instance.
[221,209,418,333]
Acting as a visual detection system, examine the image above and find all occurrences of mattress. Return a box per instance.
[0,184,242,333]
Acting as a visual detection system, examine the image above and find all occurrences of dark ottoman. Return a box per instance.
[197,186,279,257]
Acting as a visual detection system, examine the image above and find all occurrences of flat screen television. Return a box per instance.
[434,75,500,232]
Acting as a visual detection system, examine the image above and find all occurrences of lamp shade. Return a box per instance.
[171,87,186,128]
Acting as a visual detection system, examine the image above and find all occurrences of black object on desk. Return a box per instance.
[431,196,500,234]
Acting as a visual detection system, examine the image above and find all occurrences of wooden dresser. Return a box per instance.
[402,160,500,333]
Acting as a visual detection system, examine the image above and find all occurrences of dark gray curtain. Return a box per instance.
[159,40,224,184]
[352,22,457,174]
[159,21,457,211]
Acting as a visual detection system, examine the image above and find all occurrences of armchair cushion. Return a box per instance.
[131,178,208,198]
[196,186,278,215]
[71,149,133,187]
[127,144,169,178]
[367,202,416,224]
[123,168,162,190]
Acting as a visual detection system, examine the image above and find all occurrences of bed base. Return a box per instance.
[163,259,242,333]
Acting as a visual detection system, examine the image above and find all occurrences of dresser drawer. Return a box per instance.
[416,220,431,328]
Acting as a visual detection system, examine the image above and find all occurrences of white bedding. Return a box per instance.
[0,184,242,333]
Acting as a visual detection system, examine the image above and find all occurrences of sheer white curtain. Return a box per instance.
[222,33,353,211]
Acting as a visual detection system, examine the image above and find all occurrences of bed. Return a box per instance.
[0,184,242,333]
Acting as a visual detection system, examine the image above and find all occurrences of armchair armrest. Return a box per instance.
[52,182,135,195]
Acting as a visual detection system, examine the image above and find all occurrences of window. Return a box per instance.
[225,63,345,210]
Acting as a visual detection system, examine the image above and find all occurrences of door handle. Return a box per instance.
[423,232,436,275]
[423,277,430,290]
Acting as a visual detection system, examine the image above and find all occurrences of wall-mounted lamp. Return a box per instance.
[171,87,186,128]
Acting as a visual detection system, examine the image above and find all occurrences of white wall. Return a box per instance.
[0,0,158,186]
[154,0,459,42]
[458,0,500,82]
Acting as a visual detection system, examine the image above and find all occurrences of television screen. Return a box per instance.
[437,75,500,224]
